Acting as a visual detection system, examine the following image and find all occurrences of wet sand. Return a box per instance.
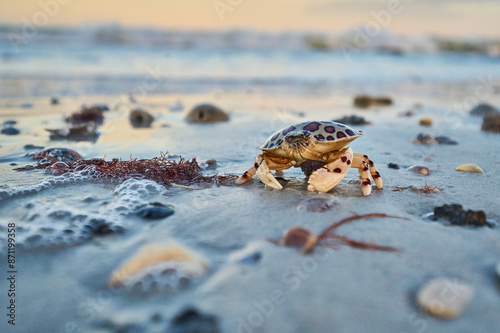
[1,87,500,333]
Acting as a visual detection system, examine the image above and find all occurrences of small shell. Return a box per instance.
[455,164,484,173]
[109,241,208,289]
[419,118,432,126]
[281,227,317,253]
[297,198,336,212]
[408,165,430,175]
[417,278,475,319]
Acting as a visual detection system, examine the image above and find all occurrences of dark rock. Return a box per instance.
[300,160,327,177]
[130,109,154,128]
[24,144,44,150]
[50,97,59,105]
[136,203,174,219]
[1,127,20,135]
[185,104,229,123]
[387,163,400,169]
[31,148,82,164]
[19,103,33,108]
[413,133,438,145]
[435,136,458,145]
[469,103,499,117]
[433,204,492,227]
[169,308,220,333]
[481,114,500,133]
[333,115,371,125]
[3,120,17,126]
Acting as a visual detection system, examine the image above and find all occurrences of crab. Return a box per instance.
[235,121,383,196]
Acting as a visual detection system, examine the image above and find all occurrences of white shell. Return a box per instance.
[416,278,475,319]
[455,164,484,173]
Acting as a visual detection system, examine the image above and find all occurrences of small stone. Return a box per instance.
[417,278,474,319]
[185,104,229,123]
[24,144,44,150]
[456,164,484,173]
[169,308,220,333]
[481,114,500,133]
[3,120,17,126]
[419,117,432,126]
[50,97,59,105]
[413,133,438,145]
[297,198,335,212]
[1,127,20,135]
[408,165,430,175]
[130,109,154,128]
[433,204,490,227]
[200,159,217,170]
[387,163,400,169]
[281,227,317,253]
[469,103,499,117]
[332,115,371,125]
[136,203,174,219]
[435,136,458,145]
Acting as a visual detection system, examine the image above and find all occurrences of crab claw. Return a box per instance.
[255,156,283,190]
[307,148,352,193]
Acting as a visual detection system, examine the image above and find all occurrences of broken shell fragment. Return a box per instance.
[417,278,475,319]
[408,165,430,175]
[455,164,484,173]
[109,241,208,291]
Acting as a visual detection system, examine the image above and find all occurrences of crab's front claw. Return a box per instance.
[255,156,283,190]
[307,148,352,193]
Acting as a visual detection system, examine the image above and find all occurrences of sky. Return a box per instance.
[1,0,500,37]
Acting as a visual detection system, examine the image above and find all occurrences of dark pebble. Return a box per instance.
[433,204,492,227]
[50,97,59,105]
[185,104,229,123]
[1,127,20,135]
[24,144,44,150]
[130,109,154,128]
[435,136,458,145]
[136,203,174,219]
[333,115,371,125]
[169,308,220,333]
[3,120,17,126]
[19,103,33,108]
[387,163,400,169]
[469,103,499,117]
[238,251,262,264]
[300,160,327,177]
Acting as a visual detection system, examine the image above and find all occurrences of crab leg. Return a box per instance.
[235,165,256,185]
[352,156,373,196]
[354,153,383,189]
[307,147,353,193]
[255,156,283,190]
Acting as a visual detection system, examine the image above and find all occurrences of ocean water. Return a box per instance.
[1,27,500,98]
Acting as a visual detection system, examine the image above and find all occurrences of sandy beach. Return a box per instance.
[1,80,500,332]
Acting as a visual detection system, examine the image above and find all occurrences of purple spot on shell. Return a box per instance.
[337,123,346,127]
[282,126,296,135]
[303,122,321,132]
[315,134,325,140]
[341,156,347,162]
[337,132,346,139]
[326,135,335,141]
[333,168,342,173]
[324,126,336,133]
[271,133,280,141]
[346,129,355,136]
[276,139,283,147]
